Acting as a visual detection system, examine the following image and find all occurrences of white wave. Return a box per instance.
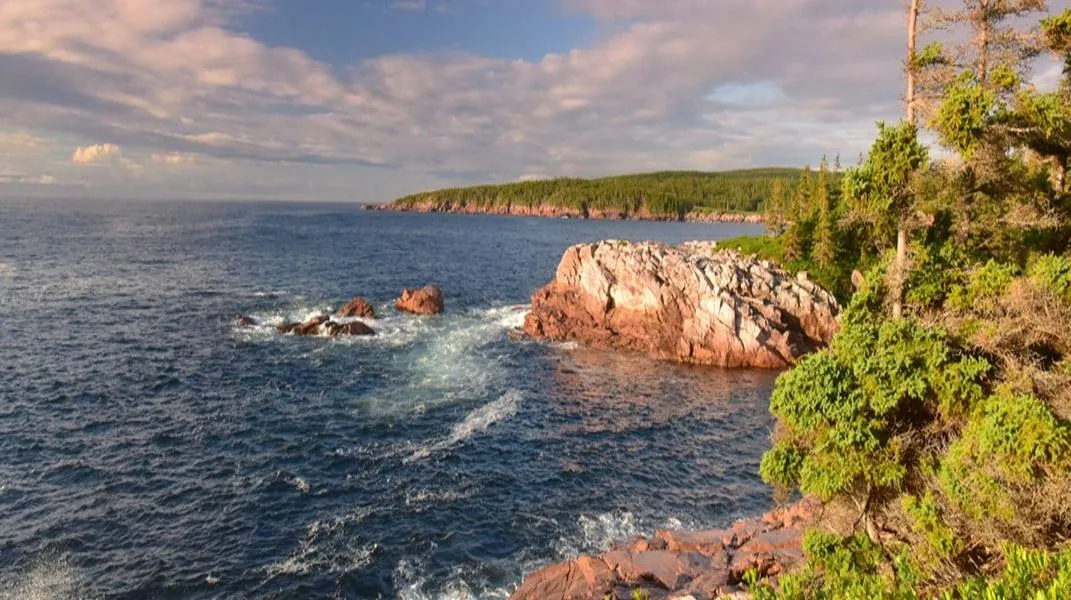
[405,390,521,463]
[403,486,478,509]
[288,476,310,494]
[551,511,703,561]
[551,512,640,560]
[0,554,96,600]
[0,262,15,278]
[265,507,376,577]
[395,561,510,600]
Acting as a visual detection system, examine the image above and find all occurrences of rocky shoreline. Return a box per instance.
[511,498,821,600]
[520,240,839,369]
[365,202,763,224]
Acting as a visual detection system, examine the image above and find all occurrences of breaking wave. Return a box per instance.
[0,555,95,600]
[406,389,522,463]
[265,508,378,577]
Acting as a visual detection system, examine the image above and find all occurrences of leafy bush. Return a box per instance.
[902,493,960,566]
[1028,254,1071,300]
[906,238,967,309]
[717,234,783,262]
[749,535,1071,599]
[949,544,1071,600]
[939,389,1070,524]
[947,260,1019,311]
[761,277,991,503]
[749,532,920,600]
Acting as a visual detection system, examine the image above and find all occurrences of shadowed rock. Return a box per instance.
[523,241,840,368]
[276,314,375,337]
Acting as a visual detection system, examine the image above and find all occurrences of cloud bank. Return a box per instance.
[1,0,1062,199]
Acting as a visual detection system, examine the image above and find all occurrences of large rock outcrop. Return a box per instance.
[522,241,839,368]
[511,498,821,600]
[394,285,445,315]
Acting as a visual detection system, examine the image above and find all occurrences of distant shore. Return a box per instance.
[365,202,764,224]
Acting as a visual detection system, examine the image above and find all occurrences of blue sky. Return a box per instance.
[0,0,1067,201]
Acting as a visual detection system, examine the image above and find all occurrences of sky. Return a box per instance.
[0,0,1067,202]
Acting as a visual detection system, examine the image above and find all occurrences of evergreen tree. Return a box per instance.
[813,160,837,269]
[783,168,812,261]
[764,179,788,236]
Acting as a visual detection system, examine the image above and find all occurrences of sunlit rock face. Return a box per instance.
[523,241,840,369]
[394,285,445,315]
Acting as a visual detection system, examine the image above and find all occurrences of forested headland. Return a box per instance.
[376,169,806,221]
[718,3,1071,598]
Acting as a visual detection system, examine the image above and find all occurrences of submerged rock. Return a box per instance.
[276,314,375,337]
[522,241,839,368]
[394,285,444,315]
[322,321,375,336]
[336,296,376,319]
[510,498,820,600]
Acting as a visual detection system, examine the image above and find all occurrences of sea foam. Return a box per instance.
[405,389,522,463]
[0,554,95,600]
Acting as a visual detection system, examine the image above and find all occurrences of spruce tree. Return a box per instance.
[813,160,837,269]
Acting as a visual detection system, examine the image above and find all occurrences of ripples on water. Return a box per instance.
[0,199,774,599]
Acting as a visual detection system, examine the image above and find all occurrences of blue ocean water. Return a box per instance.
[0,199,777,599]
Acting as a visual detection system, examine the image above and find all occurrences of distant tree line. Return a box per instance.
[388,169,806,218]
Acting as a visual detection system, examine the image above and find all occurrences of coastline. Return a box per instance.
[365,202,764,224]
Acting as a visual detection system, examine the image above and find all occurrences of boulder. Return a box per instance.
[336,296,376,319]
[323,321,376,337]
[294,314,329,336]
[394,285,444,315]
[510,498,821,600]
[522,241,840,368]
[277,315,375,337]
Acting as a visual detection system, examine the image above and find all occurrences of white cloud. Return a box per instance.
[150,152,194,166]
[390,0,427,10]
[1,0,1066,199]
[71,143,121,163]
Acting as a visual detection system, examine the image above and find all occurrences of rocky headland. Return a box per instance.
[366,201,762,224]
[521,240,840,369]
[511,498,820,600]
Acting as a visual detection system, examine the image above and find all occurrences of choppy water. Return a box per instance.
[0,199,776,599]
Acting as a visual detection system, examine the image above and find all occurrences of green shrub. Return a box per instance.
[749,532,920,600]
[749,536,1071,599]
[940,390,1070,519]
[902,493,960,568]
[948,544,1071,600]
[1028,253,1071,300]
[718,234,784,262]
[906,239,967,309]
[947,260,1019,312]
[762,279,991,502]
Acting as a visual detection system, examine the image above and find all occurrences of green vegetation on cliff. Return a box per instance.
[740,4,1071,598]
[387,169,804,217]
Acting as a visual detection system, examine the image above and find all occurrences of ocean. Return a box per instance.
[0,199,777,599]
